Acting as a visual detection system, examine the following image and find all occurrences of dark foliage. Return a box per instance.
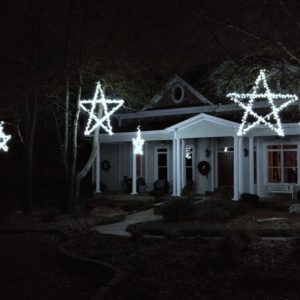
[196,199,245,222]
[162,197,196,222]
[40,208,60,223]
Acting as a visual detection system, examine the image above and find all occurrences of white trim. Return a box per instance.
[238,137,244,194]
[172,139,177,196]
[165,113,239,132]
[114,100,299,121]
[249,136,254,194]
[210,139,215,191]
[171,83,184,104]
[181,139,186,189]
[233,136,239,201]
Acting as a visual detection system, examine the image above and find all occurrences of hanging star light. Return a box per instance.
[132,126,144,155]
[227,69,298,136]
[185,147,192,160]
[80,82,124,136]
[0,122,11,152]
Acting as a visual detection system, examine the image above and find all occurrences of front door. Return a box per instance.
[218,151,233,186]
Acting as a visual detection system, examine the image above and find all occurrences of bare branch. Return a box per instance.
[191,9,300,65]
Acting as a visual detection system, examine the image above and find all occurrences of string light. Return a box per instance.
[80,82,124,136]
[185,147,192,159]
[132,126,144,155]
[0,122,11,152]
[227,69,298,136]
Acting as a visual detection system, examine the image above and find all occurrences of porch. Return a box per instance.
[93,113,300,201]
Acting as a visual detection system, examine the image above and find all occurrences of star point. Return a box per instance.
[0,122,11,152]
[80,82,124,136]
[227,69,298,136]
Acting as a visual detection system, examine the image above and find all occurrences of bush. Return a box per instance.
[196,199,245,222]
[240,193,259,206]
[120,200,152,212]
[162,197,196,222]
[40,208,60,223]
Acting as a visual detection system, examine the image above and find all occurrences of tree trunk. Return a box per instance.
[69,72,82,210]
[24,105,38,215]
[74,102,103,202]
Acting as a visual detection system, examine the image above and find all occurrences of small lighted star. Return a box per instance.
[80,82,124,136]
[227,69,298,136]
[0,122,11,152]
[132,126,144,155]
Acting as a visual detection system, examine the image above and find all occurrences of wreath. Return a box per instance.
[197,161,211,176]
[101,160,110,171]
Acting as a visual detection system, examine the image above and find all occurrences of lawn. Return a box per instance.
[65,232,300,300]
[0,232,106,300]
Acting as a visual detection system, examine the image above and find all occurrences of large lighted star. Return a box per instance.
[0,122,11,152]
[80,82,124,136]
[132,126,144,155]
[227,69,298,136]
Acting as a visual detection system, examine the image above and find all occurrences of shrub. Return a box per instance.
[196,199,243,222]
[240,193,259,207]
[120,200,152,212]
[40,208,60,223]
[162,197,196,222]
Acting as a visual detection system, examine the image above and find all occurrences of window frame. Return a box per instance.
[267,144,298,184]
[154,146,170,181]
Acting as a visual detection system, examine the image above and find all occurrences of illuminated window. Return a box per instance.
[267,145,297,183]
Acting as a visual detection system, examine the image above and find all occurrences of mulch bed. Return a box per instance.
[0,232,107,300]
[65,232,300,300]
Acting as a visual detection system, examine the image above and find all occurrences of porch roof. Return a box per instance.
[165,113,239,138]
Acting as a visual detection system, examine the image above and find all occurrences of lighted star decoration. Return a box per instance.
[185,147,192,160]
[80,82,124,136]
[0,122,11,152]
[132,126,144,155]
[227,69,298,136]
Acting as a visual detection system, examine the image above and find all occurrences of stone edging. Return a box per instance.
[58,239,123,300]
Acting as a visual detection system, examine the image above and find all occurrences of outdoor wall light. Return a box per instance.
[205,148,210,157]
[244,147,249,157]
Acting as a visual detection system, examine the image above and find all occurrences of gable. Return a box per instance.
[176,119,237,138]
[143,75,212,110]
[165,113,239,138]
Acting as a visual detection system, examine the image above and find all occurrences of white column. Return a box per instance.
[215,139,218,189]
[210,138,215,192]
[233,136,239,201]
[144,141,148,191]
[176,138,181,196]
[249,136,254,194]
[181,139,186,189]
[131,147,137,195]
[256,137,261,197]
[172,138,177,196]
[238,136,244,195]
[95,142,101,193]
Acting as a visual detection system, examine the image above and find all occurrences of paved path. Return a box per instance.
[93,208,162,237]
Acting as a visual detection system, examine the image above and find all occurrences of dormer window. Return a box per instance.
[172,83,184,104]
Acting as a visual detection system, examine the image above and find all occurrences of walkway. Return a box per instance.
[93,208,162,237]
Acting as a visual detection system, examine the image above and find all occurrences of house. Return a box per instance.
[92,73,300,200]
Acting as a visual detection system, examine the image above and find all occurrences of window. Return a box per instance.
[267,145,297,183]
[156,148,168,180]
[185,146,193,183]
